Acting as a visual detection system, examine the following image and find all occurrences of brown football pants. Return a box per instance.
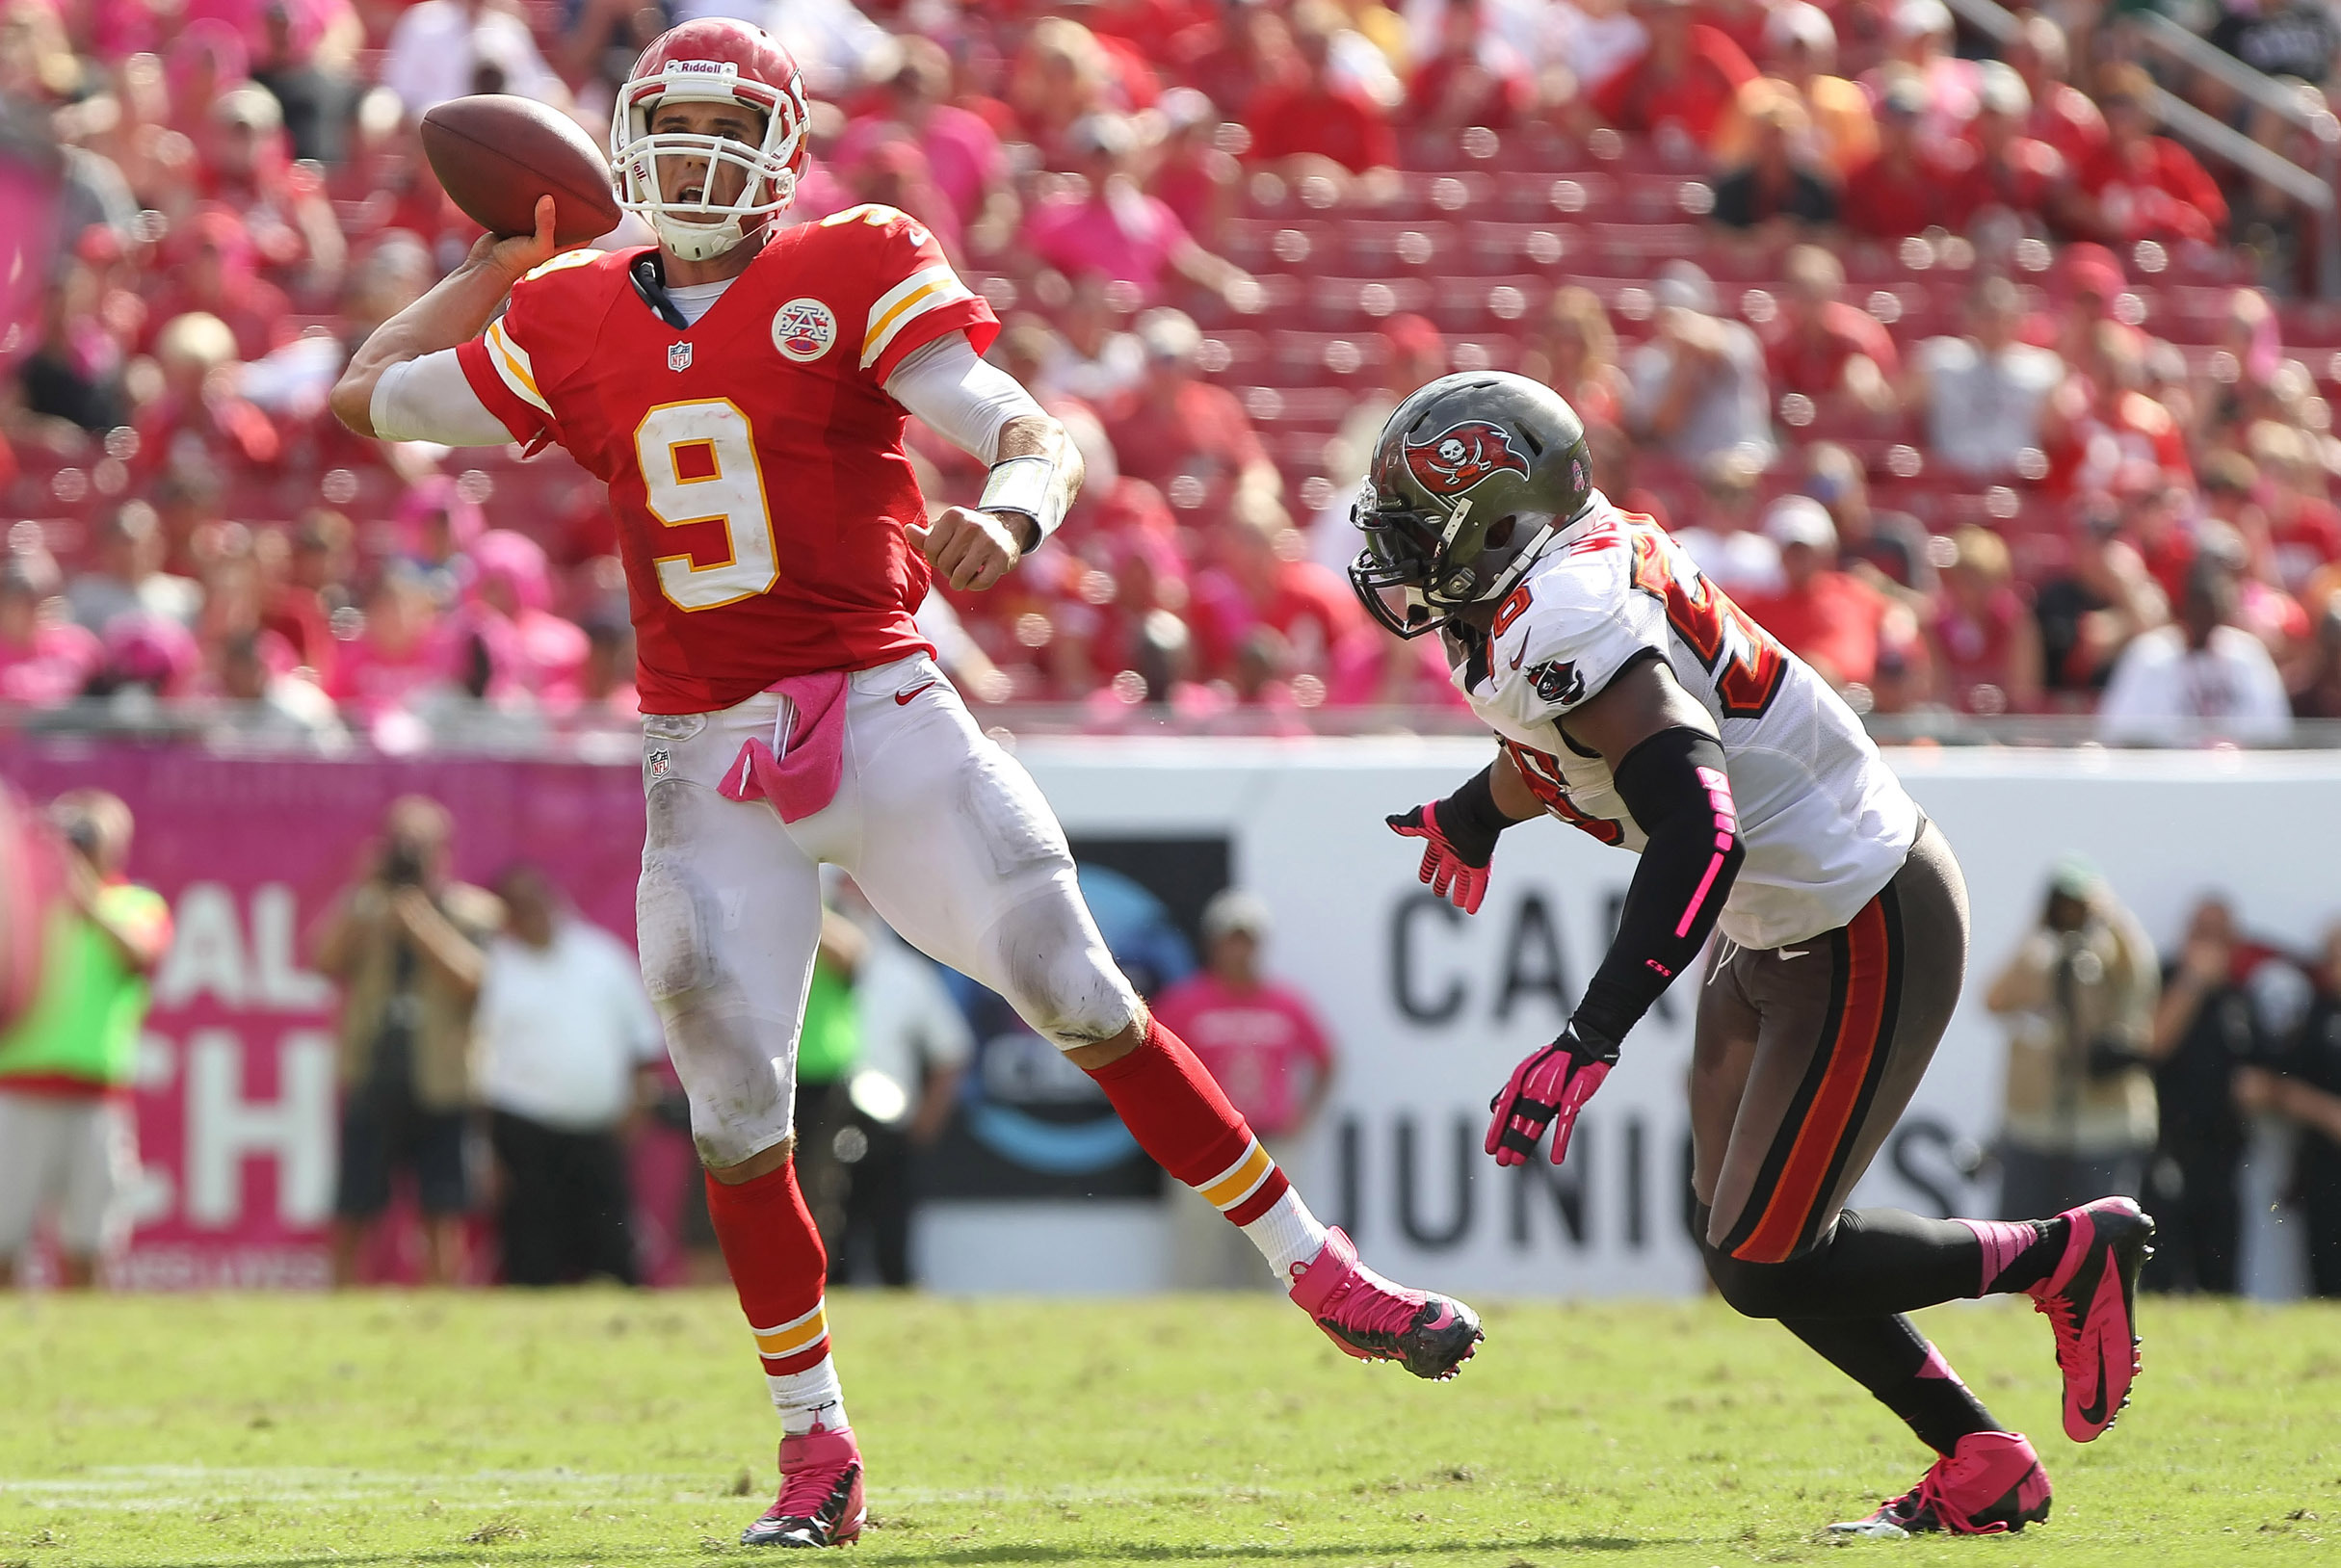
[1691,818,1969,1263]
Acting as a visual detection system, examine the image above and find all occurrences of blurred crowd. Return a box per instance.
[1986,856,2341,1298]
[4,1,2341,740]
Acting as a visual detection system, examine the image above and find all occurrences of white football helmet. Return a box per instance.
[609,18,811,263]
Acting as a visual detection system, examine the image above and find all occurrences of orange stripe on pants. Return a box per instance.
[1731,899,1893,1263]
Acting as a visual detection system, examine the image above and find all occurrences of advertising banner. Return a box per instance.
[2,736,2334,1295]
[0,741,648,1287]
[1023,741,2341,1297]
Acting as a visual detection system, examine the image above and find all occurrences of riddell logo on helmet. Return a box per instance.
[1404,422,1531,497]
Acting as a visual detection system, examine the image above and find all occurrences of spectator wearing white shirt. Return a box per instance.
[1627,261,1776,470]
[66,503,202,636]
[1907,276,2065,481]
[476,865,665,1286]
[382,0,566,118]
[2100,553,2293,745]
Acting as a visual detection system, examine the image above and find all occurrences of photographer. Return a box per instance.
[1984,856,2161,1217]
[313,796,499,1287]
[0,791,171,1288]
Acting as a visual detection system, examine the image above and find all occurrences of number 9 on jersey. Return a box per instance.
[635,399,782,611]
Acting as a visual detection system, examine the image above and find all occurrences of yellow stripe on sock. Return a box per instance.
[1198,1140,1275,1212]
[751,1306,828,1358]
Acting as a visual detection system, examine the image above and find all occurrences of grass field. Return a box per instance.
[2,1291,2336,1568]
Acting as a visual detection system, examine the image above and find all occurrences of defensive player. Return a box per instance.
[1350,372,2154,1538]
[330,19,1481,1549]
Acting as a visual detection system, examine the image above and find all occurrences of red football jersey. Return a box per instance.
[456,204,997,714]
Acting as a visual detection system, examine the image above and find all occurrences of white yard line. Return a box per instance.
[0,1467,1307,1510]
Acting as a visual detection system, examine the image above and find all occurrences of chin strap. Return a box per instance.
[629,252,689,329]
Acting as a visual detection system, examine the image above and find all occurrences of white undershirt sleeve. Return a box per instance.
[881,331,1044,465]
[369,348,521,447]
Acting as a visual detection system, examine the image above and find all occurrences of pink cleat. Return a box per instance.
[1286,1227,1483,1380]
[2028,1195,2157,1443]
[741,1425,865,1548]
[1828,1431,2053,1537]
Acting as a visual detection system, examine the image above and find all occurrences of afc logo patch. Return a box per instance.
[773,298,836,362]
[1405,420,1532,497]
[1527,659,1584,706]
[668,342,694,372]
[646,746,671,782]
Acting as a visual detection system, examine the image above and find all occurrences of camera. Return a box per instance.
[381,839,427,887]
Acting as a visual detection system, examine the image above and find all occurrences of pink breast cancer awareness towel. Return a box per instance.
[716,670,850,822]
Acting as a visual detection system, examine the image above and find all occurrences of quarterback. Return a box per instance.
[331,19,1480,1549]
[1351,373,2155,1538]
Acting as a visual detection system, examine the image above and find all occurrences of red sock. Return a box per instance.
[1086,1015,1292,1225]
[705,1158,845,1431]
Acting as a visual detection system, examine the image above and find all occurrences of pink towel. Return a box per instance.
[717,671,850,822]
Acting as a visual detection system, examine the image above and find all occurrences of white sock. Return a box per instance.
[1244,1187,1330,1284]
[770,1358,848,1436]
[754,1300,850,1435]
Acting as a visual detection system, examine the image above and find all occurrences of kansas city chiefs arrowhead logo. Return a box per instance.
[1404,420,1532,497]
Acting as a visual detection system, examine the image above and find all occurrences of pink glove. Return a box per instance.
[1486,1023,1618,1167]
[1386,798,1495,915]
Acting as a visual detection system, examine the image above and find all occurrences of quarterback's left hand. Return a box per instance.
[908,507,1027,591]
[1486,1020,1618,1168]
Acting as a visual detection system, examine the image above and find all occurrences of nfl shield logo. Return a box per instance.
[668,342,694,373]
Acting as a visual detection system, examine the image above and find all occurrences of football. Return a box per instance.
[419,94,622,247]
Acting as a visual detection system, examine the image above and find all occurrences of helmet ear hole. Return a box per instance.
[1486,515,1517,549]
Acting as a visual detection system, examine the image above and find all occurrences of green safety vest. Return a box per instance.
[0,883,170,1090]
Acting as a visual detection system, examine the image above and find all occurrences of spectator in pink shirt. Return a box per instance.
[465,530,588,704]
[1020,112,1251,308]
[834,38,1017,259]
[1151,890,1336,1287]
[0,559,102,707]
[329,568,452,725]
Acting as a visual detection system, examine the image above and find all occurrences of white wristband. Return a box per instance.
[980,454,1065,542]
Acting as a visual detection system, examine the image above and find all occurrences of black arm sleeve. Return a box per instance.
[1570,725,1745,1045]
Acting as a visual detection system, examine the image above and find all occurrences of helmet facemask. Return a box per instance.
[1349,483,1554,640]
[611,60,805,263]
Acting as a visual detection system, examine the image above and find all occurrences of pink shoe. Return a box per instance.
[2028,1196,2157,1442]
[1286,1227,1482,1380]
[1828,1431,2053,1537]
[741,1425,865,1548]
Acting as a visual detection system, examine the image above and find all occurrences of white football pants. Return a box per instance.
[638,653,1140,1167]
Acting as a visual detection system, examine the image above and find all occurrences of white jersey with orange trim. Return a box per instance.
[1451,496,1919,950]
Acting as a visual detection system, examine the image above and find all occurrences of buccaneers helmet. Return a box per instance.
[611,19,811,263]
[1349,372,1595,639]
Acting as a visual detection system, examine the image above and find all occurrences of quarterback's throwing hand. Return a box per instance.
[469,195,559,288]
[1486,1021,1618,1167]
[1386,799,1498,915]
[908,507,1023,592]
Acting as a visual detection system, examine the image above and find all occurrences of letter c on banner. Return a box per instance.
[1390,892,1466,1024]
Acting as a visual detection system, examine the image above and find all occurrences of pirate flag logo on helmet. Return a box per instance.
[1404,421,1533,498]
